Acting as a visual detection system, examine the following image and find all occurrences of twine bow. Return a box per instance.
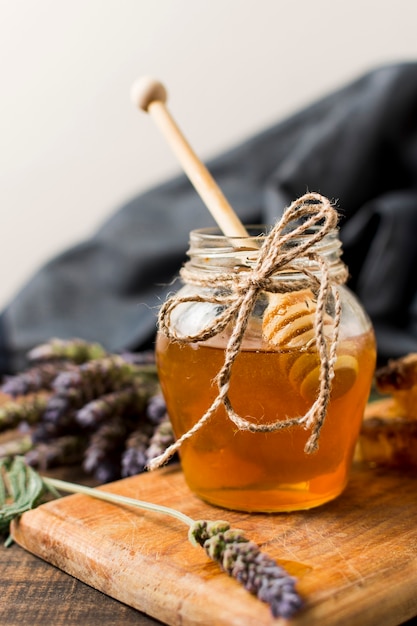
[149,193,348,470]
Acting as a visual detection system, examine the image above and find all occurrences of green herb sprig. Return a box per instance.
[0,457,303,619]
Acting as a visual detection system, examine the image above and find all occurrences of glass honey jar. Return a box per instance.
[155,217,376,513]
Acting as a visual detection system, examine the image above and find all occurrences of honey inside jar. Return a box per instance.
[156,326,376,512]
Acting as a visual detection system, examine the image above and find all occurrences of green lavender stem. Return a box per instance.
[43,476,194,526]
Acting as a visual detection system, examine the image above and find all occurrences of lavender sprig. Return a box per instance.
[28,338,107,364]
[190,521,303,619]
[121,430,151,477]
[52,355,136,398]
[75,379,157,429]
[0,396,48,433]
[75,387,141,428]
[0,435,33,459]
[83,417,134,482]
[25,435,86,471]
[146,393,168,425]
[118,350,156,366]
[1,361,75,397]
[44,356,138,423]
[145,418,175,464]
[0,458,304,619]
[31,413,81,443]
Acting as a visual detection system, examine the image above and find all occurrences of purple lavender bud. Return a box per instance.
[93,459,121,484]
[24,435,85,470]
[145,418,175,463]
[52,370,80,391]
[75,387,142,429]
[1,362,74,397]
[82,447,103,474]
[55,356,137,398]
[121,447,148,477]
[146,394,167,424]
[189,521,303,619]
[121,428,152,477]
[43,396,72,423]
[31,412,80,443]
[31,423,55,444]
[83,417,130,481]
[119,351,156,366]
[46,357,139,425]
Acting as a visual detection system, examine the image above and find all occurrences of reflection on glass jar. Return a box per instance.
[156,223,376,513]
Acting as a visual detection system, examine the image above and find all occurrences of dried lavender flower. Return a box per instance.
[76,387,142,428]
[1,361,75,397]
[25,435,86,471]
[119,350,156,366]
[31,413,81,443]
[93,459,124,484]
[28,338,107,364]
[189,520,303,619]
[0,435,33,460]
[145,417,175,464]
[146,393,168,425]
[42,395,74,425]
[0,342,165,481]
[121,430,152,477]
[0,396,48,433]
[52,355,136,396]
[44,356,138,424]
[83,417,132,480]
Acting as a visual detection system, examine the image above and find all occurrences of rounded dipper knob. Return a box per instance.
[131,76,168,112]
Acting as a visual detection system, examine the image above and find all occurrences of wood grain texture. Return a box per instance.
[0,542,162,626]
[10,463,417,626]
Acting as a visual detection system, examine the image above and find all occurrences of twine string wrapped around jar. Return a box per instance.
[149,193,349,470]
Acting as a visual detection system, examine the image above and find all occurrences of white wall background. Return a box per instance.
[1,0,417,309]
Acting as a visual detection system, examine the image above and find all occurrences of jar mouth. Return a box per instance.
[191,224,269,239]
[186,224,344,280]
[190,225,266,243]
[188,224,342,254]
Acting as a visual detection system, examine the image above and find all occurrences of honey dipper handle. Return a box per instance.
[131,76,248,238]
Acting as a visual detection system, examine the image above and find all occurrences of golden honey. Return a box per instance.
[156,328,375,512]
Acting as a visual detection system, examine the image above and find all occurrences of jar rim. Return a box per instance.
[190,225,270,239]
[188,225,341,252]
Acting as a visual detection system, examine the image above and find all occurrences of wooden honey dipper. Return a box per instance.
[264,288,358,400]
[131,77,358,400]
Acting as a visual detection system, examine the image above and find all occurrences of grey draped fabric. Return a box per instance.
[2,62,417,373]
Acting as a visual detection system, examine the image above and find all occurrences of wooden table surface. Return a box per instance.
[1,541,163,626]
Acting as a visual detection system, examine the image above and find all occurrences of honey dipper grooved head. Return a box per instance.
[262,289,326,348]
[131,76,167,112]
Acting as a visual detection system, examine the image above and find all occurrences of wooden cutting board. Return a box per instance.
[10,462,417,626]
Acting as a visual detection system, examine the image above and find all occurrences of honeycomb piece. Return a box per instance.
[376,353,417,420]
[356,397,417,468]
